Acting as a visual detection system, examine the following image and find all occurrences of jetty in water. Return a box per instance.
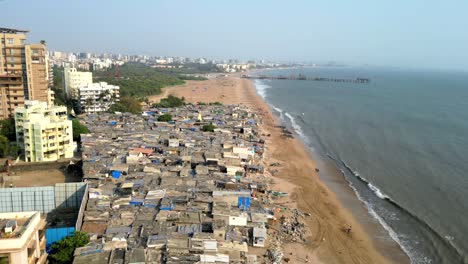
[241,74,370,83]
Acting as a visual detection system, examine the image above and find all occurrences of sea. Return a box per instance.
[252,66,468,264]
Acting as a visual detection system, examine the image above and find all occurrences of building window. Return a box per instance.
[50,143,55,147]
[9,49,14,55]
[7,38,14,44]
[0,255,10,264]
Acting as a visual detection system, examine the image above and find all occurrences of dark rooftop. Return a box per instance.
[0,27,30,34]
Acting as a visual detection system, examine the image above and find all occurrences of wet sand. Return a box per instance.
[149,76,407,263]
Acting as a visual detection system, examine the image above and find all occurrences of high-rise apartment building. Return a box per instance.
[0,28,53,119]
[63,66,92,99]
[15,100,73,162]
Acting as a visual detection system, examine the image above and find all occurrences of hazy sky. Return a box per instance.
[1,0,468,70]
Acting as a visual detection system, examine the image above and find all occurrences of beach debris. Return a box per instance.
[269,190,288,197]
[344,225,352,235]
[267,237,283,264]
[278,208,307,243]
[269,169,279,176]
[270,162,281,167]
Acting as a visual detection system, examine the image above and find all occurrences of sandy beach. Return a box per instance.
[149,76,400,263]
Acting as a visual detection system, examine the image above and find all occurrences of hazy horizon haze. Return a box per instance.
[1,0,467,71]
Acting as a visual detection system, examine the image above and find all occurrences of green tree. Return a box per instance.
[202,123,216,132]
[72,119,90,142]
[51,66,68,107]
[0,135,12,158]
[93,63,185,98]
[109,97,142,114]
[157,113,172,122]
[48,231,90,264]
[153,95,185,108]
[0,117,16,141]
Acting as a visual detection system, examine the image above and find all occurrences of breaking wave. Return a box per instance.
[254,79,271,99]
[270,105,285,120]
[329,155,463,264]
[284,112,307,141]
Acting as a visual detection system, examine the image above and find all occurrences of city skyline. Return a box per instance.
[2,0,468,70]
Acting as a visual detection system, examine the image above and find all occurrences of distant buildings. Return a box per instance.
[15,100,73,162]
[0,27,53,119]
[78,82,120,113]
[0,211,47,264]
[216,63,249,73]
[64,66,93,99]
[91,58,113,71]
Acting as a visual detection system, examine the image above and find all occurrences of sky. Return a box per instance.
[1,0,468,70]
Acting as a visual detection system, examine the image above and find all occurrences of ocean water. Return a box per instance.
[253,67,468,264]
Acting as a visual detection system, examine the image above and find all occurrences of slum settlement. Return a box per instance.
[75,104,308,264]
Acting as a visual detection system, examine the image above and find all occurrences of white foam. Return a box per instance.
[368,182,390,200]
[285,112,308,142]
[271,105,283,114]
[344,179,417,263]
[270,105,285,120]
[253,79,271,99]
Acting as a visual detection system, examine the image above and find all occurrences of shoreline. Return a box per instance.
[149,75,408,263]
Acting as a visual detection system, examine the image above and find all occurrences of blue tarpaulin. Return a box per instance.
[111,171,121,179]
[46,227,75,252]
[238,197,251,209]
[130,198,144,206]
[160,202,174,210]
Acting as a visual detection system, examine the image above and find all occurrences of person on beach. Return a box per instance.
[346,225,352,234]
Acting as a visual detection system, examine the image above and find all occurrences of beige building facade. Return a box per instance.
[0,28,52,119]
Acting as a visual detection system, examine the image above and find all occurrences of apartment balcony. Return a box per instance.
[39,235,46,250]
[6,58,23,64]
[6,86,24,92]
[8,98,24,104]
[28,256,38,264]
[44,145,58,152]
[37,251,47,264]
[0,76,22,84]
[8,52,24,57]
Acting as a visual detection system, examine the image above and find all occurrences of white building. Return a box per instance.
[64,66,93,99]
[79,82,120,113]
[15,100,74,162]
[92,58,113,71]
[68,54,76,64]
[198,58,207,64]
[0,212,47,264]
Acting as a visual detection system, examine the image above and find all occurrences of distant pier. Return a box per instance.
[241,74,370,83]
